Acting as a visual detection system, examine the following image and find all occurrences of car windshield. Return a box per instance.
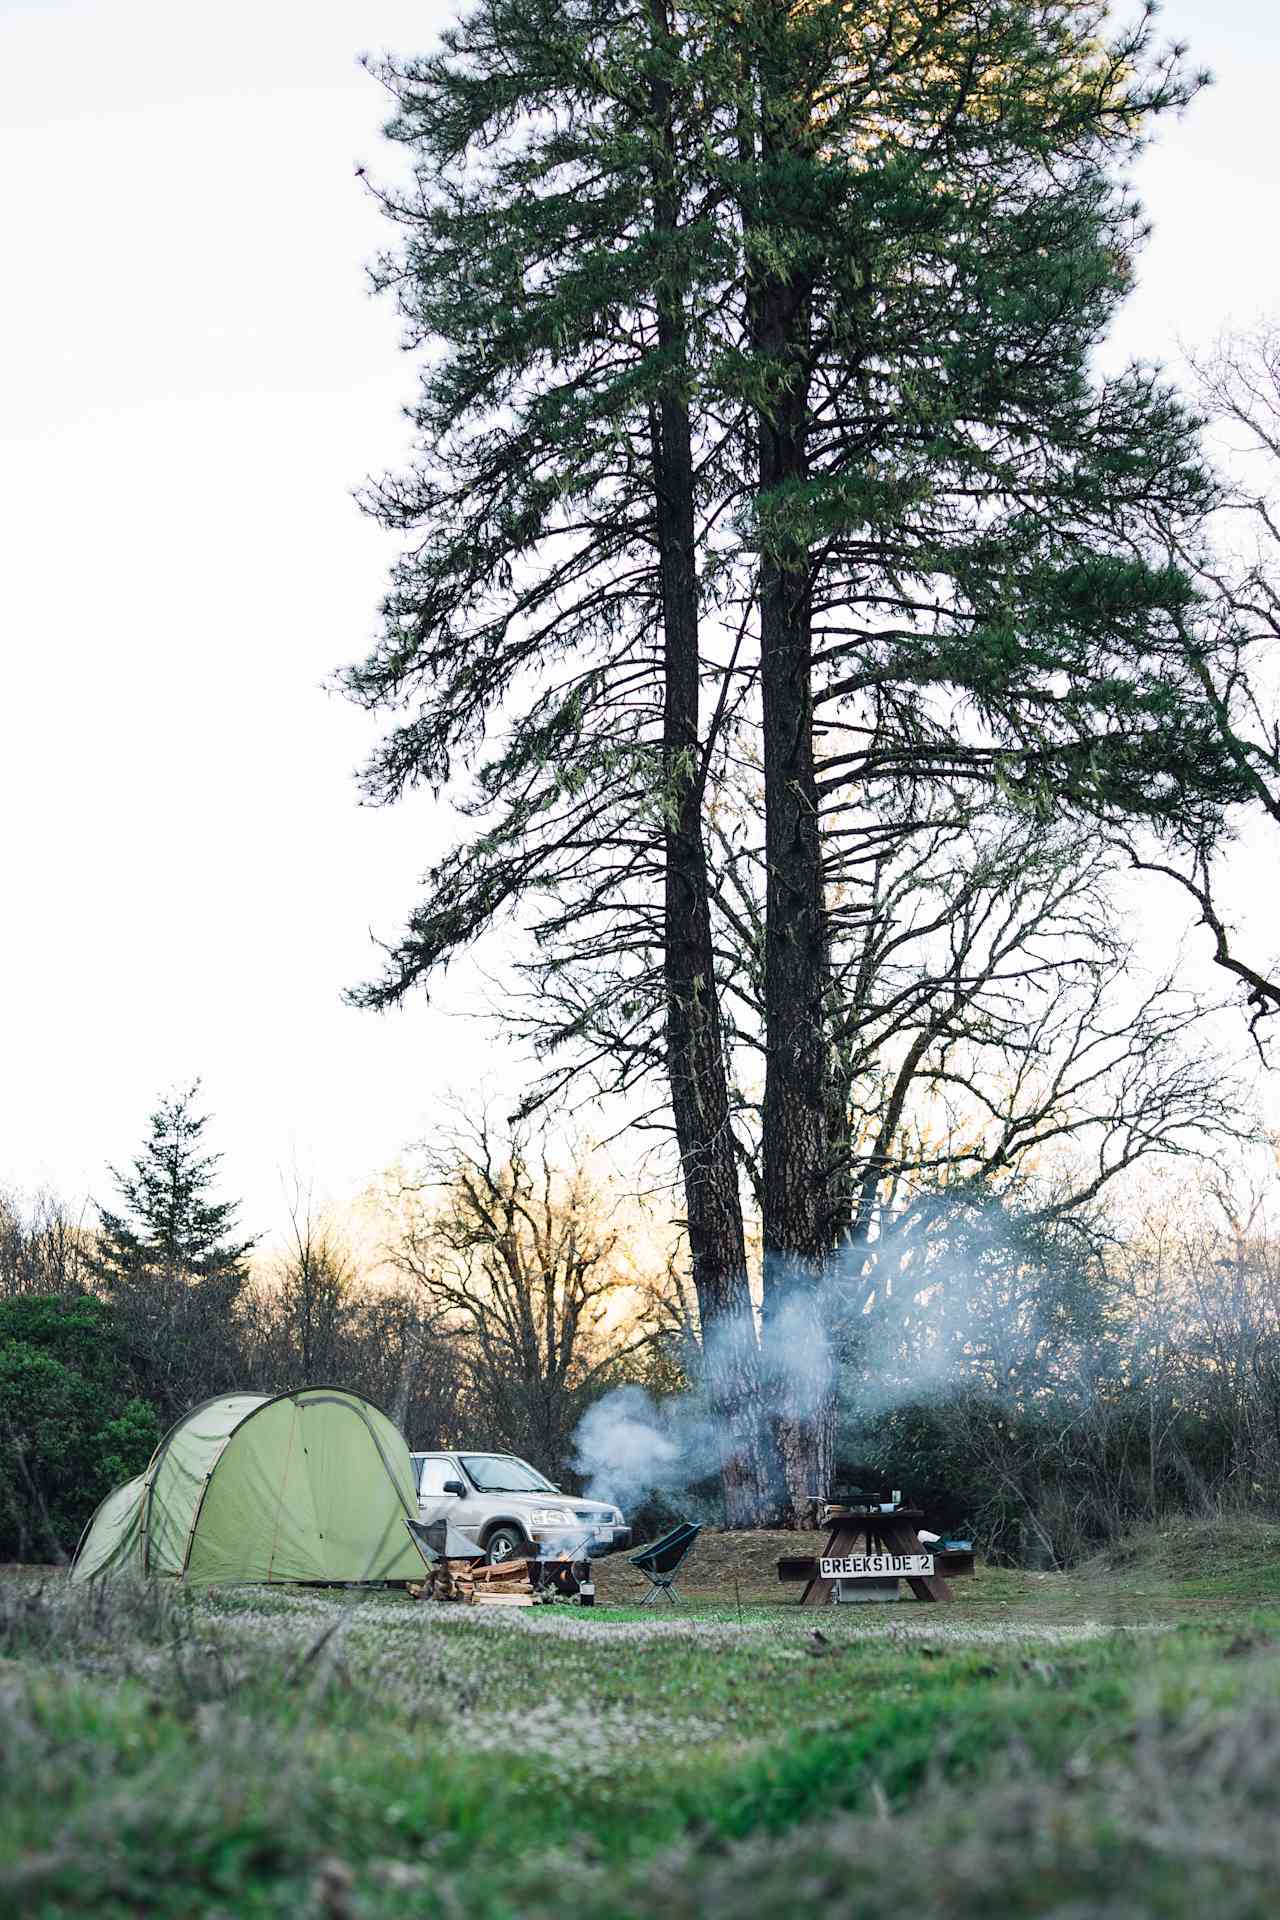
[460,1454,555,1493]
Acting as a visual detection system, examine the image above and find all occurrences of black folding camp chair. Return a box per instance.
[405,1516,483,1569]
[405,1517,441,1572]
[629,1521,702,1605]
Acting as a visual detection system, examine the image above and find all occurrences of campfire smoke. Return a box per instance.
[570,1384,720,1514]
[567,1209,1063,1521]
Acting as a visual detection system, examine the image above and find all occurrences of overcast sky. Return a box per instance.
[1,0,1276,1245]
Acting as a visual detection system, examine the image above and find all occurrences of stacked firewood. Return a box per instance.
[406,1559,476,1603]
[438,1559,482,1603]
[467,1558,537,1607]
[408,1557,537,1605]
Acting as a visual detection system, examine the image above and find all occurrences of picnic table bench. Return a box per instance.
[777,1507,975,1606]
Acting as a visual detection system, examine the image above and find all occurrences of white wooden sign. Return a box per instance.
[821,1552,934,1579]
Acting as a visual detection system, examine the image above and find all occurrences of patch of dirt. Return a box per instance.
[591,1529,827,1606]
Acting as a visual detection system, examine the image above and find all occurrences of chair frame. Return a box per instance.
[630,1521,701,1605]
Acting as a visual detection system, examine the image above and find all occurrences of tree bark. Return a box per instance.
[649,0,776,1525]
[750,52,835,1526]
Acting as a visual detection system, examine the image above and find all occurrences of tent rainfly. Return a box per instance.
[70,1387,425,1586]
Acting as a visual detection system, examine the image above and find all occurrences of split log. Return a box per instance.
[428,1562,480,1602]
[471,1559,533,1585]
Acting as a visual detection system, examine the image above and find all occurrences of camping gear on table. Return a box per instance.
[71,1387,425,1587]
[629,1521,702,1605]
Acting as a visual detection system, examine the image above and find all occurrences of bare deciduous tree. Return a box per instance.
[273,1183,357,1384]
[1133,320,1280,1052]
[0,1187,93,1297]
[381,1122,668,1477]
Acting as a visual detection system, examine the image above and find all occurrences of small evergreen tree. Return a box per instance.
[92,1084,253,1287]
[89,1085,255,1416]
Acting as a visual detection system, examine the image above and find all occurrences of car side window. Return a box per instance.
[416,1458,457,1496]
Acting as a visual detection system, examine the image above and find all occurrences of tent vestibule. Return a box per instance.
[71,1387,423,1587]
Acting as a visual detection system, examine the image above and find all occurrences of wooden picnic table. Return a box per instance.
[792,1506,954,1607]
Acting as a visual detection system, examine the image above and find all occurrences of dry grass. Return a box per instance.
[1090,1511,1280,1578]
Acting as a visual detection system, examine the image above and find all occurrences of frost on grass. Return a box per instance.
[389,1601,1161,1651]
[3,1574,1169,1669]
[0,1572,1171,1771]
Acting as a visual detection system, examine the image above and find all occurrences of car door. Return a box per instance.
[415,1453,466,1521]
[417,1453,490,1543]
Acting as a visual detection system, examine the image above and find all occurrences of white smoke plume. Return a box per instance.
[569,1197,1084,1521]
[571,1385,721,1514]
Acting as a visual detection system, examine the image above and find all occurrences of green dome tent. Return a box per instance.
[70,1387,425,1587]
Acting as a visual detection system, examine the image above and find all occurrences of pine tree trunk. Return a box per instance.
[750,73,836,1527]
[649,0,776,1526]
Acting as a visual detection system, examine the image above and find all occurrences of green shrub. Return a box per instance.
[0,1294,159,1561]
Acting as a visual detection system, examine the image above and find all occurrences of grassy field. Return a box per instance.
[6,1516,1280,1917]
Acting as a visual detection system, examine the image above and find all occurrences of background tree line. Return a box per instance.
[0,1087,679,1562]
[827,1159,1280,1567]
[7,1079,1280,1571]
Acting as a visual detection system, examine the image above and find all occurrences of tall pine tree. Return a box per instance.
[723,0,1239,1513]
[344,0,1247,1520]
[347,0,779,1519]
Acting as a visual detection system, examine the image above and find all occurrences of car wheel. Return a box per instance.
[484,1523,529,1566]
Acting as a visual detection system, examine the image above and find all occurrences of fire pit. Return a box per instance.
[527,1553,594,1604]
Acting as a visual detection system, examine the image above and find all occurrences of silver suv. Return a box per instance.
[410,1450,630,1565]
